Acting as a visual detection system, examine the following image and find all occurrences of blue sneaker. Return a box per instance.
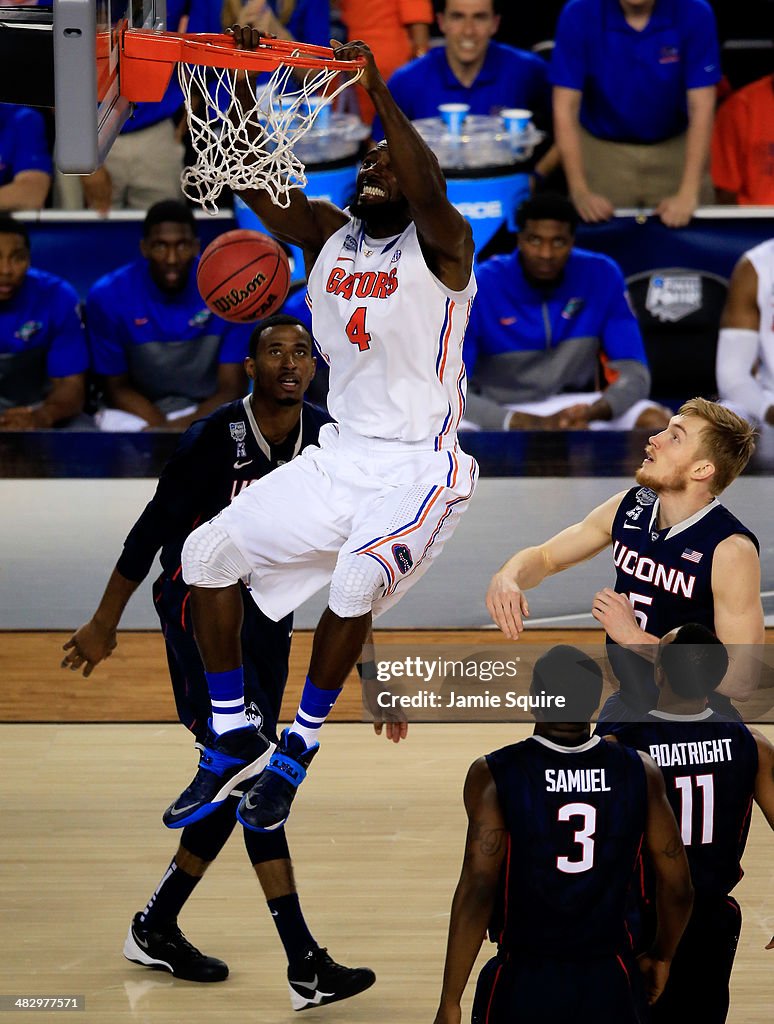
[236,728,318,832]
[163,723,274,829]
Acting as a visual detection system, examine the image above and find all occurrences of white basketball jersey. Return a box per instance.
[306,217,476,446]
[745,238,774,392]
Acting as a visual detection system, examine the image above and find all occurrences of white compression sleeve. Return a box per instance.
[715,328,769,423]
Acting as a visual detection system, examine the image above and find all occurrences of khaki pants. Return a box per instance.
[580,127,714,208]
[105,117,184,209]
[52,118,184,211]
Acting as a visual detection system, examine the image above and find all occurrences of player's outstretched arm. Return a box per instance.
[62,423,213,676]
[432,757,506,1024]
[639,754,694,1004]
[62,568,139,676]
[486,491,624,639]
[333,40,473,292]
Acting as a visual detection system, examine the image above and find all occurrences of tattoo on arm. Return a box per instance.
[471,820,507,857]
[662,835,685,860]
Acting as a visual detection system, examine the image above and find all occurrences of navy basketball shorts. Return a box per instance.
[471,950,647,1024]
[649,893,741,1024]
[153,574,291,745]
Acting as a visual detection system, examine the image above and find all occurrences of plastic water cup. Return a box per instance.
[501,108,532,136]
[306,96,332,132]
[438,102,470,136]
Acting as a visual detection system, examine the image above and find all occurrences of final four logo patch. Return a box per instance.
[230,420,247,459]
[392,543,413,574]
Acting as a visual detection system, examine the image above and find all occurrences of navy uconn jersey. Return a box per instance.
[602,717,758,896]
[118,397,331,582]
[486,735,647,957]
[115,398,330,740]
[611,486,759,637]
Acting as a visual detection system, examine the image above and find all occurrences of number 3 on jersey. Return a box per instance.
[346,307,371,352]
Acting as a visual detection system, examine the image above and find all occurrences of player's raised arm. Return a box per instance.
[230,26,349,264]
[638,753,694,1004]
[432,757,507,1024]
[332,40,474,291]
[486,491,625,639]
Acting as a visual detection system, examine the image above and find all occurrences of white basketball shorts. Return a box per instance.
[209,423,478,621]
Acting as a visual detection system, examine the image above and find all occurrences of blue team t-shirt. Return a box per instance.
[550,0,721,143]
[463,247,647,376]
[373,42,550,141]
[0,104,53,184]
[0,268,87,408]
[87,258,251,405]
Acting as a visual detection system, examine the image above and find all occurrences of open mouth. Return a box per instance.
[279,375,300,390]
[360,181,388,201]
[642,450,654,464]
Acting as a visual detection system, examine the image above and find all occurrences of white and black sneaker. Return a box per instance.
[287,947,375,1011]
[123,913,229,983]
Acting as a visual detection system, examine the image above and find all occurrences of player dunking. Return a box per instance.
[167,33,478,833]
[62,317,375,1009]
[487,399,763,716]
[598,624,774,1024]
[432,646,694,1024]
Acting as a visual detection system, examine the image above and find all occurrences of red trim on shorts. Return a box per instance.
[181,591,190,631]
[616,954,632,988]
[484,962,504,1024]
[172,565,183,581]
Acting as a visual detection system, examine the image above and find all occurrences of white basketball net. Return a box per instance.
[178,58,363,212]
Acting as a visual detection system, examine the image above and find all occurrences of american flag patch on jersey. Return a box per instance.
[681,548,703,563]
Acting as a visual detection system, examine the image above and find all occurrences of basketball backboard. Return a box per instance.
[53,0,165,173]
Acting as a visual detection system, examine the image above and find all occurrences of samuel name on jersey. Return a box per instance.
[544,768,611,792]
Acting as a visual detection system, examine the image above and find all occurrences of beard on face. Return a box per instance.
[635,464,688,494]
[349,195,410,230]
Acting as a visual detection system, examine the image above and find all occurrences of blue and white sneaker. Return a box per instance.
[236,728,318,832]
[163,723,274,829]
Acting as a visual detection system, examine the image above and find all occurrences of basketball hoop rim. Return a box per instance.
[122,27,367,74]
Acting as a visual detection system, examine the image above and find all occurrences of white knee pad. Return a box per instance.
[329,553,388,618]
[181,519,252,588]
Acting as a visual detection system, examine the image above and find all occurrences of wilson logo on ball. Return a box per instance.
[197,229,290,323]
[211,271,268,314]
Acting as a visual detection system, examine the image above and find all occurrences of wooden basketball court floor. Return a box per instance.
[2,630,772,1023]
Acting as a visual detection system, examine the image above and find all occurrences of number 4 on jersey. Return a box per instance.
[346,307,371,352]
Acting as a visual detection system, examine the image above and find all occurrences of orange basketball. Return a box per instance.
[197,229,291,323]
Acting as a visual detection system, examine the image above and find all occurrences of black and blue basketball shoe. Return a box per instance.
[236,728,318,832]
[163,722,274,828]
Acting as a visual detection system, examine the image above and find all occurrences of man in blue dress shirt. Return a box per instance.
[551,0,721,227]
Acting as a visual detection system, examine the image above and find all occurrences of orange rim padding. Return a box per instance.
[120,27,365,103]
